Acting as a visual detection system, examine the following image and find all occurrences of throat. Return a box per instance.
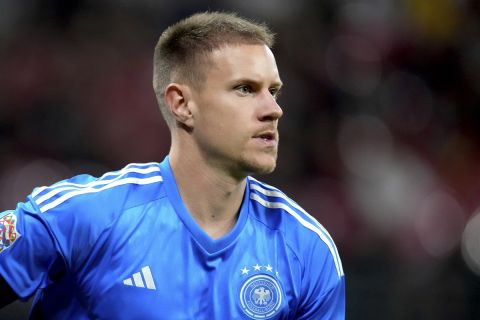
[169,152,247,239]
[198,213,239,240]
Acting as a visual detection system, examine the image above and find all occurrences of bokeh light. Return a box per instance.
[462,209,480,276]
[415,191,465,258]
[337,114,393,179]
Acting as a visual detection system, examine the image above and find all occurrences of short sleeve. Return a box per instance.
[0,201,62,300]
[295,236,346,319]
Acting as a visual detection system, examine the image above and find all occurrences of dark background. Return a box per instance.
[1,0,480,319]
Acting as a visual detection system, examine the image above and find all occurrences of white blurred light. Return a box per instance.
[348,151,435,233]
[414,191,465,258]
[338,114,436,233]
[325,35,382,96]
[338,114,393,179]
[462,209,480,275]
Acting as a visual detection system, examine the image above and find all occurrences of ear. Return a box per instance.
[164,83,194,128]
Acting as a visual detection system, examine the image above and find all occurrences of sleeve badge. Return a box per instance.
[0,211,21,254]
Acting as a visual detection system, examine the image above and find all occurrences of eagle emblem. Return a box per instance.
[253,287,271,305]
[239,274,282,319]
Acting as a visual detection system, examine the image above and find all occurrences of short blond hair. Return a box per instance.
[153,11,275,125]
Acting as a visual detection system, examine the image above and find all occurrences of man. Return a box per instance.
[0,12,345,319]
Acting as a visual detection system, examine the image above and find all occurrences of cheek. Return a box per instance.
[209,118,248,150]
[195,111,232,146]
[201,110,236,134]
[195,96,253,143]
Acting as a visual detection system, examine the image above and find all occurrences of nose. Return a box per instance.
[259,91,283,121]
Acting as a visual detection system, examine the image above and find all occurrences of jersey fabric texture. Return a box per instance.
[0,156,345,319]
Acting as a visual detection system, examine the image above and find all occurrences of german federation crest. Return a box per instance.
[239,274,283,319]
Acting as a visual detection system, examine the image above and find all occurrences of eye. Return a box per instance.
[235,84,253,96]
[269,87,281,99]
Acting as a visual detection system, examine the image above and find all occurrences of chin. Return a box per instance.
[240,155,277,176]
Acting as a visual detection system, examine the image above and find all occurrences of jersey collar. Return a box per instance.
[159,156,250,255]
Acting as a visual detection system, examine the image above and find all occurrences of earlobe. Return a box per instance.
[164,83,194,128]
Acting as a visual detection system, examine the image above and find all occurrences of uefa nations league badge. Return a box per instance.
[0,211,20,254]
[238,264,283,319]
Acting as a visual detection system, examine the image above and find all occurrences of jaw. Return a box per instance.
[186,131,280,180]
[237,148,278,176]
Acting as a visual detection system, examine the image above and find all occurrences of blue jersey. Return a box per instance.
[0,156,345,319]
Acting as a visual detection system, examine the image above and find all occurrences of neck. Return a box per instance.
[168,138,246,240]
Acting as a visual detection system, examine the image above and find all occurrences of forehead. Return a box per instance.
[205,44,281,84]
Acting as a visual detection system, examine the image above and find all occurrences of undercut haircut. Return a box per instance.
[153,11,275,126]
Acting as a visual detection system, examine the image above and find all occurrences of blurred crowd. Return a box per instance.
[1,0,479,319]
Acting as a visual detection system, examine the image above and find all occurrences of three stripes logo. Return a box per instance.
[123,266,156,290]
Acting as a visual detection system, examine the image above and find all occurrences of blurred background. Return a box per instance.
[1,0,480,318]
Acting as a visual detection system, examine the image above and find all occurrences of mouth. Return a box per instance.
[257,132,275,141]
[253,131,277,146]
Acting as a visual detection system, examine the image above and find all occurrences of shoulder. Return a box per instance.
[29,162,165,215]
[247,176,344,279]
[20,162,167,266]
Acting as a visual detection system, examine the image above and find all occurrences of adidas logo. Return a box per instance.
[123,266,156,290]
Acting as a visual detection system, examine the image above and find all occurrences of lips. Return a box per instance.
[258,132,275,140]
[253,130,278,146]
[254,130,276,139]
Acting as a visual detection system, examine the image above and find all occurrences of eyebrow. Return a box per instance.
[271,81,283,89]
[230,77,283,88]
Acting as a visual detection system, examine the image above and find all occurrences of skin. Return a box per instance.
[0,43,283,308]
[165,44,283,239]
